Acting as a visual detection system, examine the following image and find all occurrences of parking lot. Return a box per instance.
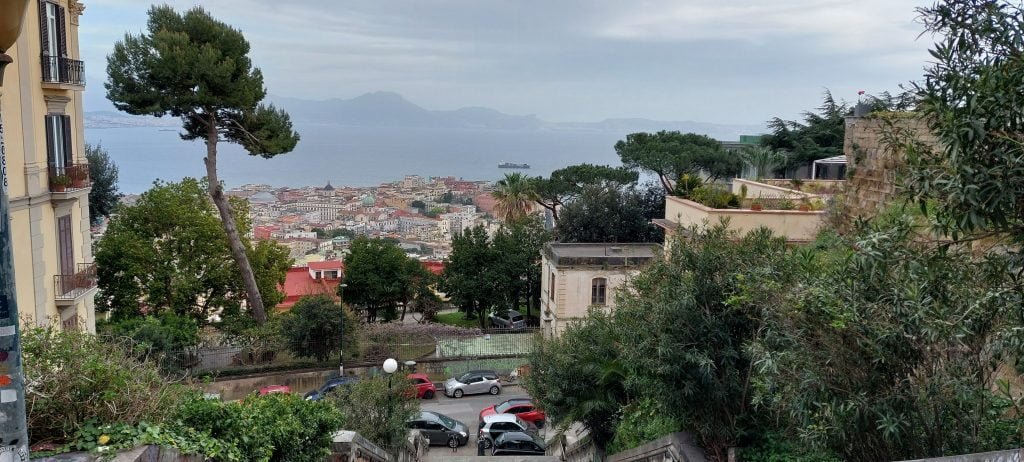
[419,385,548,459]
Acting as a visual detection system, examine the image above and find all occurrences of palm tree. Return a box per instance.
[740,145,785,180]
[492,173,540,222]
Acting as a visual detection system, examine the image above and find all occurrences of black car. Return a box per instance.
[304,376,359,401]
[491,431,547,456]
[406,411,470,448]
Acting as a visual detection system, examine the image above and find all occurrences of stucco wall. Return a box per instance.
[665,196,823,242]
[1,0,94,331]
[540,258,640,337]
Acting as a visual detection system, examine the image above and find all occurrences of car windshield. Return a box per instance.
[457,373,473,383]
[432,413,457,429]
[495,401,518,413]
[511,315,524,322]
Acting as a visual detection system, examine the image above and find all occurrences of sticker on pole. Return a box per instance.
[0,445,28,462]
[0,115,7,194]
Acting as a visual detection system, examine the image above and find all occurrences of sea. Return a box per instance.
[84,123,628,193]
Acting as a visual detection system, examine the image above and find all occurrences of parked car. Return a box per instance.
[407,373,437,399]
[478,414,537,449]
[443,370,501,398]
[406,411,469,448]
[258,385,291,396]
[304,376,359,401]
[479,398,546,428]
[490,431,548,456]
[489,309,526,329]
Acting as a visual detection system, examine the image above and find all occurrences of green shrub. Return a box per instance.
[330,375,419,452]
[99,311,200,357]
[738,433,841,462]
[23,325,193,445]
[606,398,681,455]
[173,393,344,462]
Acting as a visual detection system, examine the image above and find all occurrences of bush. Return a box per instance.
[606,398,681,455]
[279,295,357,363]
[23,325,193,446]
[330,375,419,452]
[173,393,344,462]
[99,311,200,357]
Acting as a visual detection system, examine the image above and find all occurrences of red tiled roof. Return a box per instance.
[422,261,444,275]
[276,266,341,311]
[309,260,343,271]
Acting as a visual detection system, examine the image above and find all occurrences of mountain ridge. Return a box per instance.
[85,91,765,139]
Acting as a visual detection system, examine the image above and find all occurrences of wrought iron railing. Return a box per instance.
[48,163,90,192]
[54,263,97,300]
[40,55,85,85]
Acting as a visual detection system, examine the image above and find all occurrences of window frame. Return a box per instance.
[591,277,607,305]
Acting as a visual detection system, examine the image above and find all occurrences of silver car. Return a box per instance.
[443,370,501,398]
[489,309,526,329]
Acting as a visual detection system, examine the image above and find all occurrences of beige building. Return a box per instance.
[540,243,660,338]
[2,0,95,331]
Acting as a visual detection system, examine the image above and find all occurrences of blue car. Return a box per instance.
[304,376,359,401]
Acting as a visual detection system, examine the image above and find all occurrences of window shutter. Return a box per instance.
[44,115,56,167]
[38,1,49,57]
[61,115,72,164]
[56,4,67,57]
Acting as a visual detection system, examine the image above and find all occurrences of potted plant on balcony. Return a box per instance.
[69,167,88,188]
[798,198,812,212]
[50,174,70,192]
[750,199,764,211]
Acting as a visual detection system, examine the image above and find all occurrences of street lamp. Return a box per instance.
[338,283,348,376]
[0,1,36,459]
[383,358,398,453]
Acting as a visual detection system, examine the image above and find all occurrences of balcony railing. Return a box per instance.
[54,263,97,301]
[40,55,85,86]
[49,163,90,193]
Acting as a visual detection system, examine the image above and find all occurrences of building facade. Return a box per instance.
[2,0,95,331]
[540,243,660,338]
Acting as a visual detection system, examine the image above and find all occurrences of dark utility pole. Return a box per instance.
[0,1,34,459]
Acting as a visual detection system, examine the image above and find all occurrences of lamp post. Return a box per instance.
[382,357,398,453]
[338,283,347,376]
[0,1,34,459]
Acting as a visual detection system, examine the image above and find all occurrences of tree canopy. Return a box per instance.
[555,184,664,244]
[531,164,638,220]
[85,143,121,225]
[279,295,357,363]
[761,91,848,173]
[106,5,300,324]
[94,179,290,323]
[615,131,741,192]
[340,237,431,322]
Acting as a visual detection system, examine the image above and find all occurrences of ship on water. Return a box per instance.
[498,162,530,169]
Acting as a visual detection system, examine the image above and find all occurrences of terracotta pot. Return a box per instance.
[51,184,66,192]
[750,203,764,211]
[798,205,811,212]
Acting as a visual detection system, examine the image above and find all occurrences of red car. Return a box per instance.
[479,398,546,428]
[258,385,291,395]
[407,373,437,399]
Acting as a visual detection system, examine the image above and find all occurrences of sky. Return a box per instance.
[78,0,934,126]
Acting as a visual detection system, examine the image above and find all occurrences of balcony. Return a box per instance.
[49,163,90,199]
[40,55,85,88]
[54,263,97,305]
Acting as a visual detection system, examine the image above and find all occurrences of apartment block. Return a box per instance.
[1,0,95,331]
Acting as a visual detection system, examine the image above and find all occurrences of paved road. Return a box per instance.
[420,385,550,460]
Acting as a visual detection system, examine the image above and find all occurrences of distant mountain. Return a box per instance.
[85,91,764,140]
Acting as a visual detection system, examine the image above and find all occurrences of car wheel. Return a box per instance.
[423,390,434,399]
[453,389,464,398]
[489,385,500,395]
[448,437,459,449]
[482,437,492,449]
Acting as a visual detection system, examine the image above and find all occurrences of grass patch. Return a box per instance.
[434,311,484,328]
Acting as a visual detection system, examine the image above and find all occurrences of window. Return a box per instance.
[549,272,555,300]
[57,215,73,276]
[39,0,68,82]
[45,115,72,173]
[591,278,607,305]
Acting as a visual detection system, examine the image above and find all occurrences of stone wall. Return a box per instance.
[843,114,940,219]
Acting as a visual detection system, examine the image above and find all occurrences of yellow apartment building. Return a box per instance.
[1,0,95,332]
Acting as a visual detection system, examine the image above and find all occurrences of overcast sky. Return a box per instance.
[78,0,934,125]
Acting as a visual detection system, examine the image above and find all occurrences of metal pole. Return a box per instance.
[0,49,30,461]
[338,283,347,376]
